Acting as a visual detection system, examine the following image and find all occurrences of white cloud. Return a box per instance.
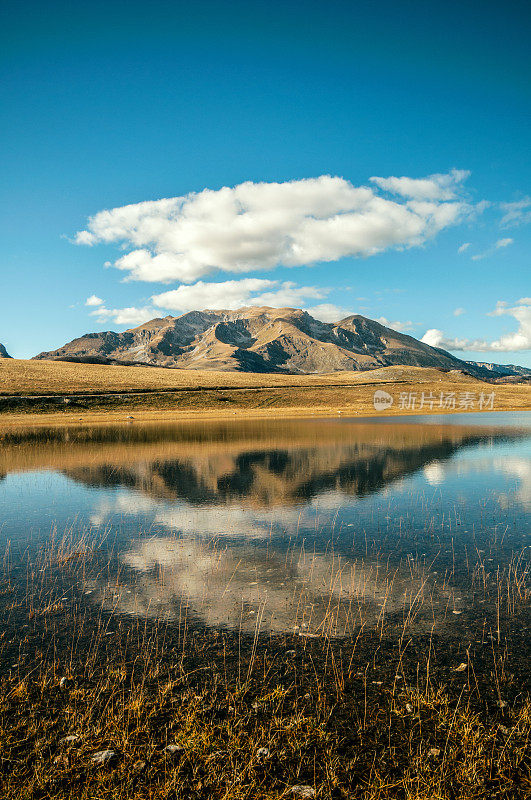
[152,278,327,313]
[75,173,474,284]
[421,298,531,352]
[370,168,470,201]
[90,305,158,326]
[305,303,351,323]
[375,316,415,332]
[85,294,104,306]
[421,329,471,351]
[246,282,327,308]
[458,242,471,253]
[89,278,340,326]
[453,307,466,316]
[471,237,514,261]
[500,197,531,227]
[487,301,507,315]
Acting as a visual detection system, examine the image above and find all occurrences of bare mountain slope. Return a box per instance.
[0,344,12,359]
[33,306,486,376]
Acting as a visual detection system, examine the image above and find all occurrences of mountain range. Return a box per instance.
[0,344,12,359]
[31,307,530,380]
[33,307,473,373]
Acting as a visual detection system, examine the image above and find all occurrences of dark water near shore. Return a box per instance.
[0,412,529,652]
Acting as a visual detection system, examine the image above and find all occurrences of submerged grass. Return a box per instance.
[0,525,529,799]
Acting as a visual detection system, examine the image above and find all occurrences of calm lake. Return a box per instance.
[0,412,529,665]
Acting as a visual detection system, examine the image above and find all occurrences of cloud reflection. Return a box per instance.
[87,534,451,635]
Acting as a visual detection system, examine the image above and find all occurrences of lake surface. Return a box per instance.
[0,412,529,660]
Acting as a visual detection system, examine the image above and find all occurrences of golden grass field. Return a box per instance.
[0,359,529,425]
[1,358,434,394]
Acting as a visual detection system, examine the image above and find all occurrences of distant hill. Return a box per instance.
[31,306,512,378]
[0,343,12,359]
[465,361,531,380]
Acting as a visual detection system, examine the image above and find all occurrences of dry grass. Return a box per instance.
[1,651,529,800]
[0,360,529,424]
[0,359,463,396]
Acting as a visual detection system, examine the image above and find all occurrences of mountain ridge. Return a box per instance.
[464,360,531,380]
[31,306,522,379]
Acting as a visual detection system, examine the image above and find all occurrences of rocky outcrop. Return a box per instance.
[0,343,12,358]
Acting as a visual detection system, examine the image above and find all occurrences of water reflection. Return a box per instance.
[0,414,529,635]
[1,416,527,507]
[87,536,453,635]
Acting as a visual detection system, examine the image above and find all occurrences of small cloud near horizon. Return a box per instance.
[88,278,349,326]
[90,305,156,326]
[422,298,531,353]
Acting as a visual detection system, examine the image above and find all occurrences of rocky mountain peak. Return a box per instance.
[30,306,512,379]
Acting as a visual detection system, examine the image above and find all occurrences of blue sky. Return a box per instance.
[1,0,530,365]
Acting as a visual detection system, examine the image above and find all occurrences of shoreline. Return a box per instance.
[0,389,529,429]
[1,403,529,429]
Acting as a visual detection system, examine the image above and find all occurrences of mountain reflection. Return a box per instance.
[62,431,522,507]
[0,417,526,509]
